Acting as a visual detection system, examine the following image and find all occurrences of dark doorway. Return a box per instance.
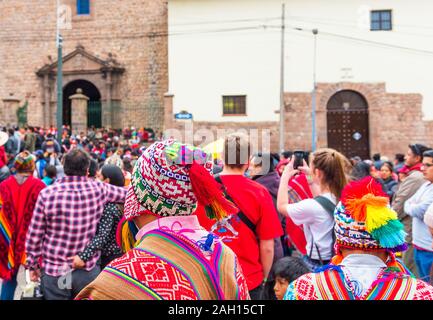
[327,90,370,159]
[63,80,102,128]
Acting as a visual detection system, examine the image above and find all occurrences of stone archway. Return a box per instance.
[63,79,101,128]
[326,90,370,159]
[36,44,124,129]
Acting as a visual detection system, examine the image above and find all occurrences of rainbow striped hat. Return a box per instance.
[13,151,35,173]
[334,176,407,252]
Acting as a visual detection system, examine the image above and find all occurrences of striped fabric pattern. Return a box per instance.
[76,228,250,300]
[0,198,14,270]
[312,267,417,300]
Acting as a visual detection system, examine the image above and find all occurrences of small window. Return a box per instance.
[371,10,392,31]
[223,96,246,115]
[77,0,90,15]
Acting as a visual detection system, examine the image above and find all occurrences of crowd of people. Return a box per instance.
[0,126,433,300]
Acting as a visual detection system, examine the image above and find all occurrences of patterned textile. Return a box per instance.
[334,177,407,254]
[0,175,45,280]
[76,228,250,300]
[13,151,35,173]
[285,261,433,300]
[124,139,213,219]
[25,176,127,276]
[78,203,123,262]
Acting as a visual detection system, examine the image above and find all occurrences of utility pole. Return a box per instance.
[56,0,63,145]
[311,28,318,152]
[279,3,285,153]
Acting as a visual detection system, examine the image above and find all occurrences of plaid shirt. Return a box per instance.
[25,176,127,277]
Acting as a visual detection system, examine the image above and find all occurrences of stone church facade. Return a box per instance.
[0,0,168,132]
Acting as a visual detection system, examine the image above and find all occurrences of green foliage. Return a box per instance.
[16,100,28,127]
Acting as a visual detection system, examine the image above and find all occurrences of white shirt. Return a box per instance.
[340,254,387,298]
[404,181,433,250]
[286,193,336,260]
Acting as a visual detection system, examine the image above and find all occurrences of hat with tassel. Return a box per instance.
[123,138,237,220]
[119,139,238,252]
[332,176,407,264]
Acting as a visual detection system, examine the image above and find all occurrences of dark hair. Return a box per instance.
[271,152,280,163]
[409,144,430,161]
[380,161,394,172]
[423,149,433,159]
[63,149,91,177]
[44,165,57,179]
[8,128,14,136]
[272,257,310,283]
[372,153,381,161]
[282,151,293,160]
[123,158,133,173]
[101,164,125,187]
[351,161,371,181]
[88,159,98,178]
[395,153,405,163]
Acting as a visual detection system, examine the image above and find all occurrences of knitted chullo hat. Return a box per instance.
[118,139,238,252]
[332,176,407,264]
[13,151,36,173]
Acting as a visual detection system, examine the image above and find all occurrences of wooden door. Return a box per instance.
[327,90,370,159]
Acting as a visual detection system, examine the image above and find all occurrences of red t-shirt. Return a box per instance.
[195,174,283,291]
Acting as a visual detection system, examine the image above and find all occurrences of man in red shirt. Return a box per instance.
[196,133,283,299]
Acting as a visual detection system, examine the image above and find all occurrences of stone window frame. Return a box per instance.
[222,95,247,116]
[370,9,392,31]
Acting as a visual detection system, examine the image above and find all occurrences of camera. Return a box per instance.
[293,151,305,170]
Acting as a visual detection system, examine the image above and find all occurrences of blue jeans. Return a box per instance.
[414,248,433,283]
[1,274,18,300]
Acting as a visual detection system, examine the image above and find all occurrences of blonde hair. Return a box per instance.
[311,148,349,200]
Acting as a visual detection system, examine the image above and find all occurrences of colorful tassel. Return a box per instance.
[345,194,389,222]
[189,162,238,221]
[116,217,138,253]
[341,177,388,222]
[330,245,344,265]
[370,220,406,248]
[365,205,398,233]
[388,243,408,253]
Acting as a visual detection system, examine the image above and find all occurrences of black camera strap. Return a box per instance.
[214,174,256,234]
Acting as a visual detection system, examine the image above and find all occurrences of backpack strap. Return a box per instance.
[314,196,336,217]
[310,196,337,263]
[214,174,256,234]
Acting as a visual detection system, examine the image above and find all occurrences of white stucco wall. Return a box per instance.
[169,0,433,122]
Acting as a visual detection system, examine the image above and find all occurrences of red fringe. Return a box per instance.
[341,177,388,221]
[189,162,238,220]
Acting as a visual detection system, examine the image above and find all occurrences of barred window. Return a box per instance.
[77,0,90,15]
[371,10,392,31]
[223,96,246,115]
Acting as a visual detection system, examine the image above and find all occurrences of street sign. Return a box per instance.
[175,112,193,120]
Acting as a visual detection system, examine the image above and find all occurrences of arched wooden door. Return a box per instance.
[327,90,370,159]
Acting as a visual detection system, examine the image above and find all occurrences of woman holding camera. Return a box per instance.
[277,148,348,271]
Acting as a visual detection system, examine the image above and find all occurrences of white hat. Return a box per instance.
[0,132,8,147]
